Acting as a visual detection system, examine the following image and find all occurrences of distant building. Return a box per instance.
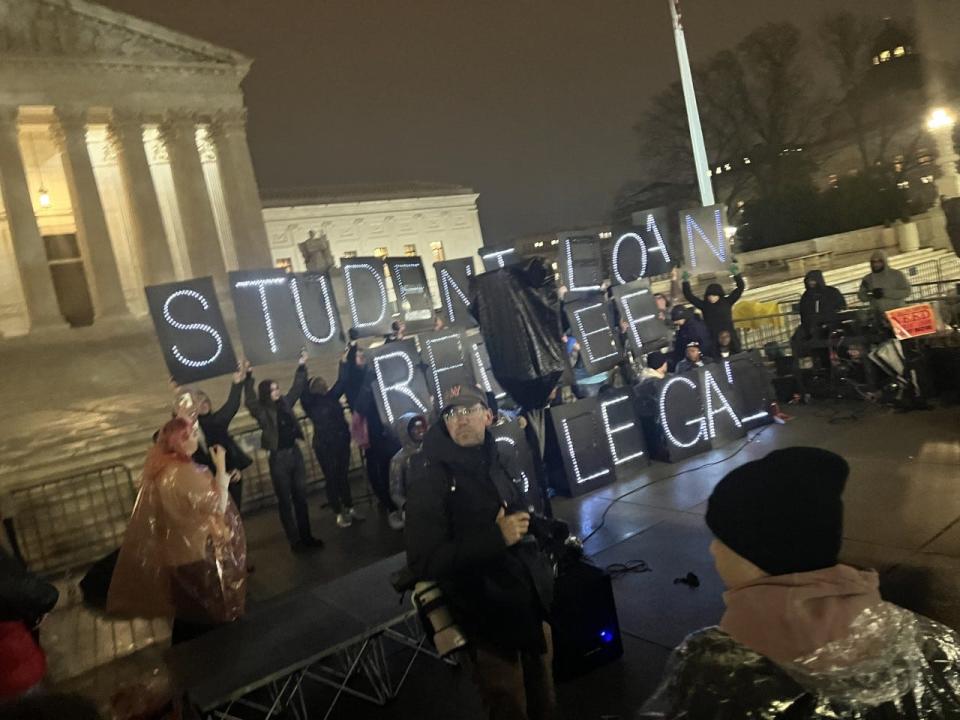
[0,0,273,336]
[261,183,484,302]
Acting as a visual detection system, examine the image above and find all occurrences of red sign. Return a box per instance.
[885,304,938,340]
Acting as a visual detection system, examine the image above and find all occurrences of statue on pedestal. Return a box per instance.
[298,230,335,274]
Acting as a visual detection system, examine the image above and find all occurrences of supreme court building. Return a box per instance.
[0,0,272,336]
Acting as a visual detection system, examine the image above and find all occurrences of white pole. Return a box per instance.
[668,0,715,206]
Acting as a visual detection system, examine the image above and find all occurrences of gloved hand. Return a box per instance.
[871,288,884,299]
[682,271,690,282]
[729,263,740,275]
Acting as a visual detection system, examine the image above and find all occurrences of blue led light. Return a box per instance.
[599,629,615,644]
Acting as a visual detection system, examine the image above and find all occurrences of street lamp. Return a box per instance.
[926,107,960,199]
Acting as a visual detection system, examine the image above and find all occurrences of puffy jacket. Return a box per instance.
[197,380,252,473]
[641,603,960,719]
[683,275,745,345]
[243,366,306,451]
[405,423,554,654]
[798,270,847,337]
[858,251,911,321]
[389,414,427,510]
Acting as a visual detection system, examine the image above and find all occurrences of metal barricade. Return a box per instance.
[7,463,136,577]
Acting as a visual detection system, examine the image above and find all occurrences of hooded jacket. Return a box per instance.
[798,270,846,336]
[671,307,715,368]
[389,414,427,509]
[197,381,252,474]
[405,423,554,653]
[683,275,745,347]
[857,251,911,319]
[640,566,960,719]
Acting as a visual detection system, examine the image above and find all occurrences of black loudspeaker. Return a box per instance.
[551,560,623,682]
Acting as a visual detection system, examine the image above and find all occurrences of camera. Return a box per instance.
[412,581,467,657]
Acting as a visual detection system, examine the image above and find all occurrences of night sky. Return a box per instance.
[99,0,954,244]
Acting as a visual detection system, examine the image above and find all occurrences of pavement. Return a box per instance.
[32,398,960,720]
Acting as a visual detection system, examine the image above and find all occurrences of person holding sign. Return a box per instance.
[301,353,364,529]
[243,352,324,553]
[669,306,713,370]
[681,265,745,353]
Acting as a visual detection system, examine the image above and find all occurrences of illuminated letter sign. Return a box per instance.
[288,271,342,349]
[420,330,476,409]
[567,297,622,375]
[386,257,434,328]
[680,204,729,274]
[368,339,432,425]
[145,277,237,384]
[478,244,519,272]
[548,398,614,497]
[658,373,711,461]
[433,257,477,328]
[599,388,647,477]
[559,232,603,299]
[467,337,507,400]
[614,207,673,283]
[490,419,543,514]
[342,257,391,337]
[611,281,670,355]
[230,269,305,365]
[700,367,745,446]
[724,351,774,430]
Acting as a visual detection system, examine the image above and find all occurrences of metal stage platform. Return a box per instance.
[166,554,440,720]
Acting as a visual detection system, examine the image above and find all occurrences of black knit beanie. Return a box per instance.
[705,447,848,576]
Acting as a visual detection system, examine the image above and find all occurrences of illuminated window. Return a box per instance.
[341,250,358,262]
[894,45,905,57]
[430,241,445,262]
[550,239,559,246]
[403,243,417,257]
[598,231,612,239]
[880,50,891,62]
[872,56,880,65]
[534,241,544,248]
[827,174,839,187]
[373,246,389,259]
[275,257,293,273]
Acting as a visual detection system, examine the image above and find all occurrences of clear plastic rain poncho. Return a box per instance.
[640,603,960,719]
[107,435,246,625]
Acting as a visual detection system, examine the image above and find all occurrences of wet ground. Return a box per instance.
[31,399,960,719]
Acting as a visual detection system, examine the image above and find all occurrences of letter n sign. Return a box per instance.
[145,277,237,384]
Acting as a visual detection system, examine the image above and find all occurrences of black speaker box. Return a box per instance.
[551,560,623,682]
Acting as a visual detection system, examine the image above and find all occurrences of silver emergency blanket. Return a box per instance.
[640,603,960,719]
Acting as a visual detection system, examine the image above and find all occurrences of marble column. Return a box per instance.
[159,111,227,290]
[931,122,960,199]
[107,110,175,286]
[53,108,129,318]
[209,108,273,269]
[0,107,64,329]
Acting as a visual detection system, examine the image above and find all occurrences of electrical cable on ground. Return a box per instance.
[582,424,772,550]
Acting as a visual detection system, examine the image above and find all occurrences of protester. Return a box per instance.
[107,417,246,644]
[670,305,713,368]
[388,413,428,522]
[193,364,252,509]
[342,341,405,530]
[406,385,556,720]
[0,541,58,700]
[638,350,669,384]
[682,265,745,352]
[385,320,406,343]
[676,341,714,374]
[654,268,683,333]
[716,329,735,359]
[301,353,364,529]
[798,270,846,339]
[566,334,609,399]
[244,352,323,552]
[857,250,911,328]
[641,447,960,719]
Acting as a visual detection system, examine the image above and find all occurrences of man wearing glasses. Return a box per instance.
[405,385,556,720]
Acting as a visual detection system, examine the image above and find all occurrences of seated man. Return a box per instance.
[675,341,713,374]
[405,385,556,720]
[641,447,960,719]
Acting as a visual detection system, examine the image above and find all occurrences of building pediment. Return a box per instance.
[0,0,248,71]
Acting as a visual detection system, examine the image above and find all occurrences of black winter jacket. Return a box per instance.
[198,381,252,473]
[244,366,306,451]
[405,424,554,654]
[301,364,351,454]
[682,275,745,344]
[798,270,846,338]
[0,547,58,626]
[671,310,715,368]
